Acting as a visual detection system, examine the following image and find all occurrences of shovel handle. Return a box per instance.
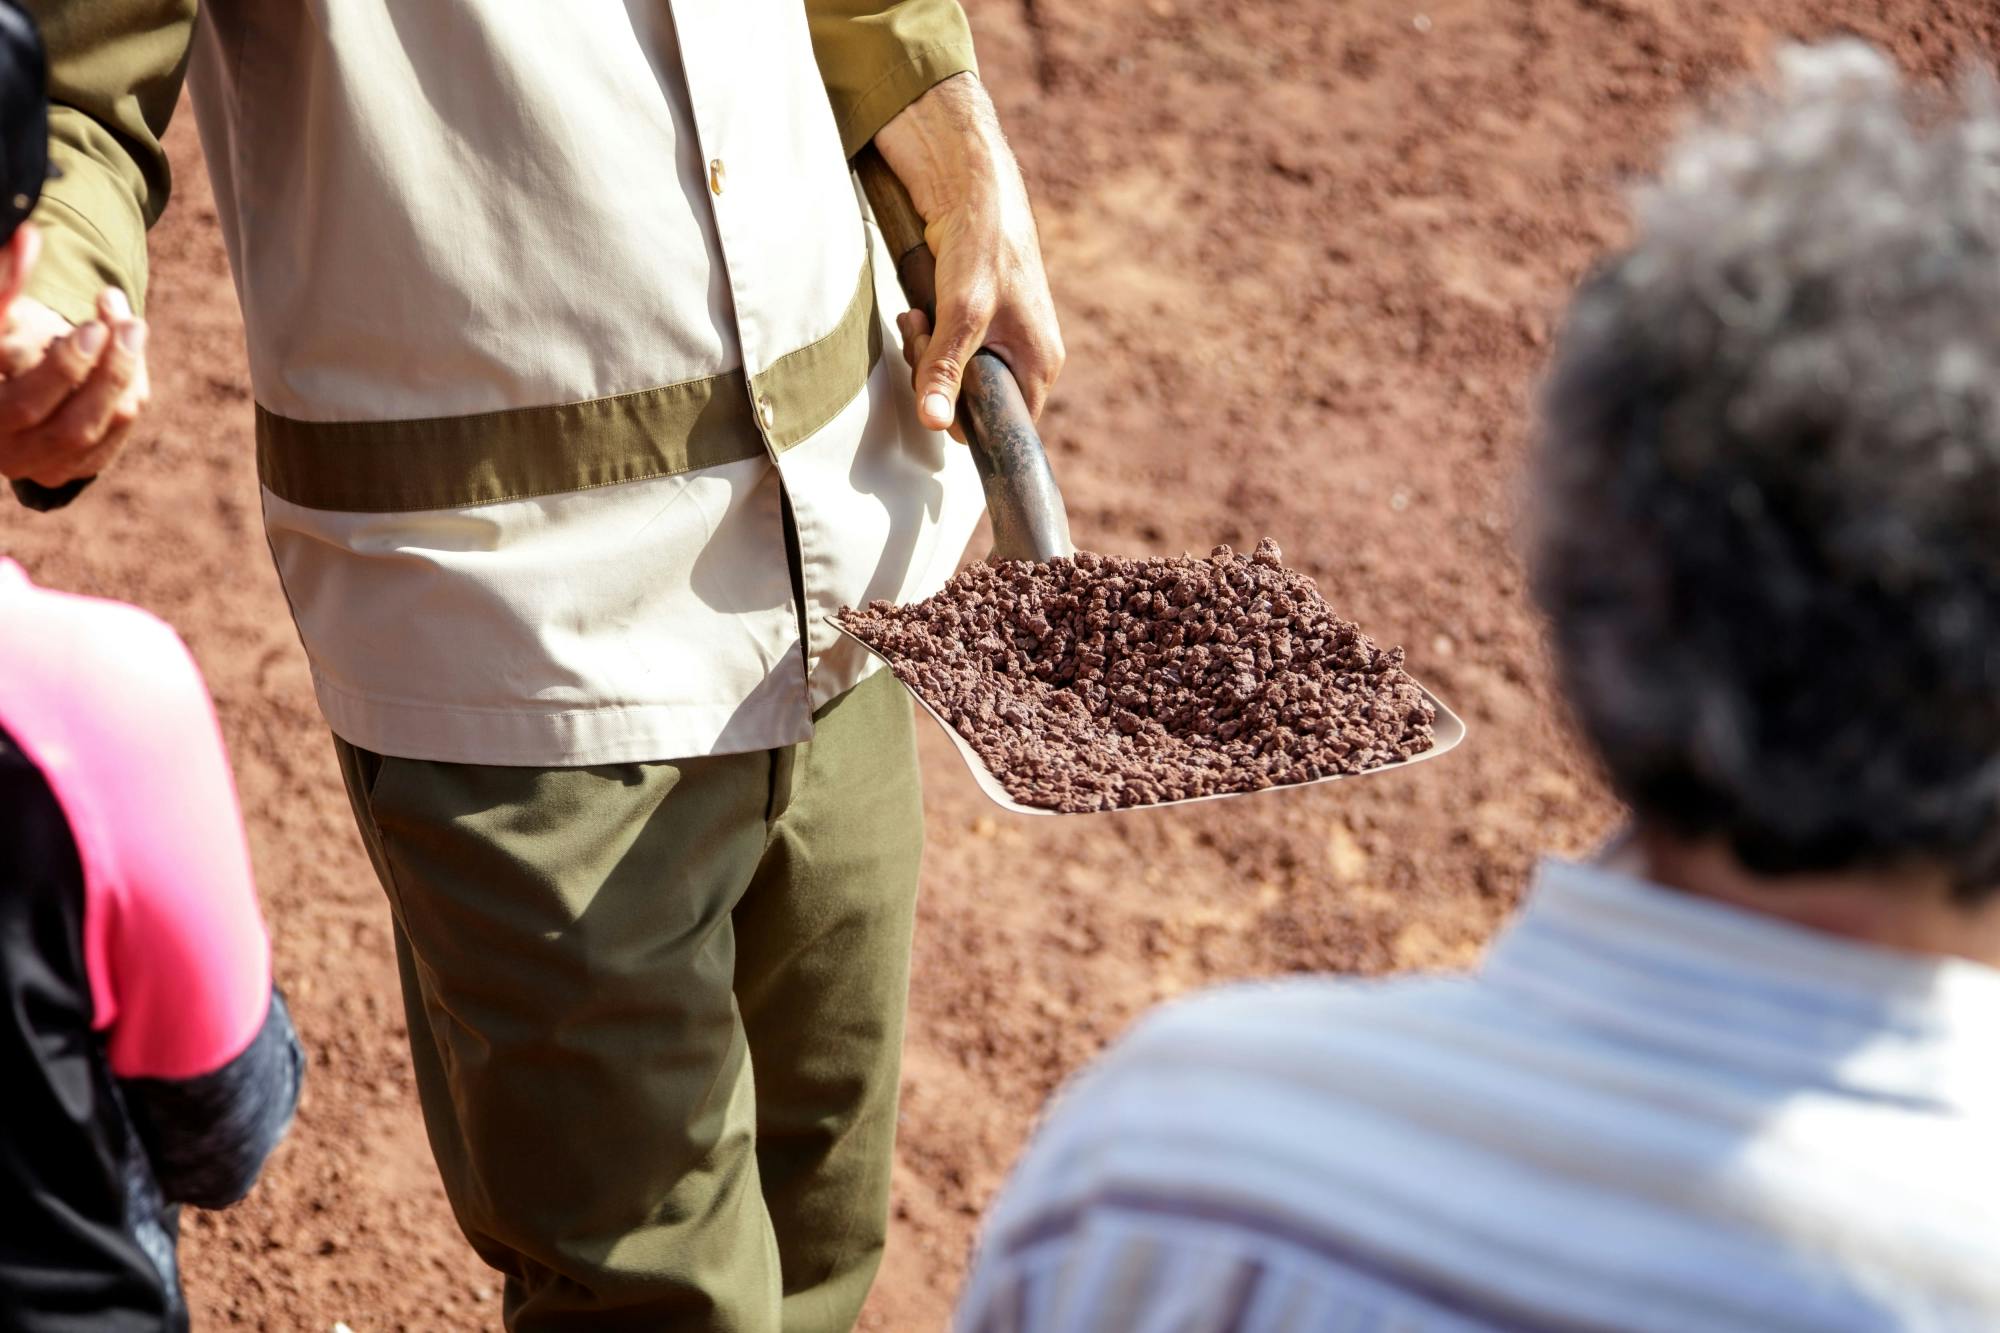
[855,146,1072,564]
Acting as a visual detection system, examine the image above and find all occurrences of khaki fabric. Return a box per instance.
[263,275,986,767]
[23,0,974,325]
[25,0,986,767]
[334,670,925,1333]
[253,255,883,514]
[181,0,875,425]
[807,0,980,155]
[20,0,193,323]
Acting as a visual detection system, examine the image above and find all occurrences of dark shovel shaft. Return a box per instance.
[855,147,1073,564]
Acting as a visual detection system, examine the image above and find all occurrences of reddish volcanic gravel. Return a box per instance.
[841,539,1436,811]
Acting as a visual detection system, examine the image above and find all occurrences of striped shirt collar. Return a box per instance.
[1484,857,2000,1114]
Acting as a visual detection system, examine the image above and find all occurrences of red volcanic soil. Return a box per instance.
[840,543,1440,812]
[3,1,1991,1327]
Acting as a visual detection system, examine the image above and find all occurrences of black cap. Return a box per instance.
[0,0,48,244]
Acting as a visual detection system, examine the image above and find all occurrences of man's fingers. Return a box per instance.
[918,286,998,431]
[900,300,1061,429]
[904,329,963,441]
[20,370,144,487]
[0,322,108,431]
[113,359,151,422]
[1019,332,1065,420]
[0,291,150,488]
[9,320,147,485]
[895,311,964,441]
[895,309,930,373]
[983,324,1066,422]
[21,416,130,488]
[31,320,146,453]
[68,417,135,484]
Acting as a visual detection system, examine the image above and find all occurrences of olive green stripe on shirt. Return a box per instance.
[753,248,884,453]
[256,369,763,513]
[257,257,881,513]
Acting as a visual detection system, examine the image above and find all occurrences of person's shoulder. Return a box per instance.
[1109,970,1471,1073]
[1023,970,1477,1156]
[984,972,1484,1238]
[8,575,207,707]
[0,574,218,773]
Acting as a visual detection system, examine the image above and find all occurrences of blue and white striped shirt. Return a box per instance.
[957,859,2000,1332]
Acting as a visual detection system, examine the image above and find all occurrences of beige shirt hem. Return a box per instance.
[309,654,895,767]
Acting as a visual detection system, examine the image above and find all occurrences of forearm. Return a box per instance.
[871,72,1035,255]
[870,71,1065,427]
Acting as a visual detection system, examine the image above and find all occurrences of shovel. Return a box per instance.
[855,146,1073,563]
[832,149,1464,815]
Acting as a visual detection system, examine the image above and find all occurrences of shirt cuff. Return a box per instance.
[835,39,978,158]
[23,108,154,326]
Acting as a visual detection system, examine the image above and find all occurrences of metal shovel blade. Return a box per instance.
[830,617,1466,817]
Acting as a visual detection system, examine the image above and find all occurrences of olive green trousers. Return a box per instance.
[334,672,923,1333]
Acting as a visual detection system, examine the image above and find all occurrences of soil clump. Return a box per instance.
[842,539,1437,811]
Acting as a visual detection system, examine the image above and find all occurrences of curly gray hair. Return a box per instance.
[1533,41,2000,898]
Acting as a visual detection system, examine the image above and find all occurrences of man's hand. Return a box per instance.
[0,287,151,489]
[873,72,1063,435]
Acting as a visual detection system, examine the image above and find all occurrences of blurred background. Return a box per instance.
[1,0,1992,1327]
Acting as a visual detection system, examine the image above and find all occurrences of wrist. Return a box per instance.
[873,73,1019,224]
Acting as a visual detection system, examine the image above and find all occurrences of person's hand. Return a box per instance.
[0,248,152,489]
[873,72,1064,437]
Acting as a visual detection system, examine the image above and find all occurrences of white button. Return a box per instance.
[757,397,775,430]
[709,159,725,195]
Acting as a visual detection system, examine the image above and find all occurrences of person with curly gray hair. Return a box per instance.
[953,41,2000,1333]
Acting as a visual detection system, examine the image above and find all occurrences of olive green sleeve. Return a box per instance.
[21,1,197,324]
[806,0,978,158]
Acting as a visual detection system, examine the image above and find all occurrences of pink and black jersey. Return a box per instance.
[0,559,302,1332]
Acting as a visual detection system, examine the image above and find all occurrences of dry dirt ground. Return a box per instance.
[3,1,1994,1328]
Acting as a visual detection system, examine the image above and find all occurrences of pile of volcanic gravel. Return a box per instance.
[839,539,1437,812]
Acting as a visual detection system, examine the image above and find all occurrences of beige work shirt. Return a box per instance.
[26,0,987,764]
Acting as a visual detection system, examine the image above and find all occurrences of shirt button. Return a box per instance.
[757,397,775,430]
[709,159,726,195]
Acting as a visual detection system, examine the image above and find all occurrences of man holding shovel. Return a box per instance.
[2,3,1063,1329]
